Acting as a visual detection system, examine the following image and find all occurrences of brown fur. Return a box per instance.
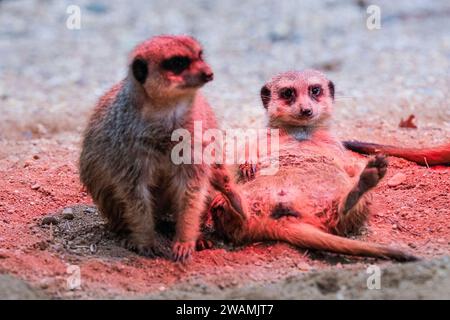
[210,70,417,262]
[79,35,245,262]
[344,141,450,166]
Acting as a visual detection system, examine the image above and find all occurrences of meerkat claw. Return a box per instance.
[172,241,196,263]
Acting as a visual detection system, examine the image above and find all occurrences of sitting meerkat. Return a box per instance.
[79,35,245,262]
[209,70,417,261]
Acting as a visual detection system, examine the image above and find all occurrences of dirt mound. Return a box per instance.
[36,204,223,260]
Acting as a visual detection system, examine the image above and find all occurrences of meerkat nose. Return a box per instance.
[300,108,313,117]
[201,71,214,82]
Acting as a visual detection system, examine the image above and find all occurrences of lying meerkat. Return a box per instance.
[79,35,245,262]
[209,70,417,261]
[344,141,450,166]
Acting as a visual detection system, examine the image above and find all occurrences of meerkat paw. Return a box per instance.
[361,154,388,190]
[209,194,228,223]
[209,193,246,241]
[172,241,196,262]
[196,237,214,251]
[210,193,230,211]
[121,238,158,258]
[238,162,258,182]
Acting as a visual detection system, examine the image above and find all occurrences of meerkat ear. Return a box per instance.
[328,81,335,100]
[132,58,148,84]
[260,85,271,109]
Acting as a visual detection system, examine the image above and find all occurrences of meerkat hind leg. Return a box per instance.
[342,155,387,214]
[120,188,157,257]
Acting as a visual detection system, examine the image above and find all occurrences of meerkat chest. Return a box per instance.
[136,101,194,154]
[151,100,191,131]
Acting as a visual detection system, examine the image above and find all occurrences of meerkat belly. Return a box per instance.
[245,151,352,219]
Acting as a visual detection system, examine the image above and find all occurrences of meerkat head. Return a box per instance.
[129,35,213,101]
[260,70,335,129]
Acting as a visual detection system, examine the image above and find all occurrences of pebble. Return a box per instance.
[31,183,40,190]
[39,283,49,289]
[296,262,311,271]
[41,216,59,225]
[388,173,407,187]
[62,208,74,220]
[83,207,97,214]
[89,244,97,254]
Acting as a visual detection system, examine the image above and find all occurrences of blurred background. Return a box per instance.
[0,0,449,144]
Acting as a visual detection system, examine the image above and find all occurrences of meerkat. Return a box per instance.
[344,141,450,166]
[79,35,245,262]
[209,70,417,261]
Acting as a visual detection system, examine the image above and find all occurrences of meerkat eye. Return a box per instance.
[161,56,191,74]
[279,88,296,101]
[309,85,322,98]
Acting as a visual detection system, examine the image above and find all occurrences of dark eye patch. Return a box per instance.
[161,56,191,74]
[309,85,322,100]
[279,87,296,103]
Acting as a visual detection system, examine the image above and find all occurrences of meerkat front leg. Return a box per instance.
[170,166,208,262]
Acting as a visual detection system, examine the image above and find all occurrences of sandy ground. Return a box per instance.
[0,0,449,299]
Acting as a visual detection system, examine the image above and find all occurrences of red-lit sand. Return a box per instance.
[0,133,448,299]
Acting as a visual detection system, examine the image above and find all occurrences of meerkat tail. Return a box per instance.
[343,141,450,166]
[260,221,417,262]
